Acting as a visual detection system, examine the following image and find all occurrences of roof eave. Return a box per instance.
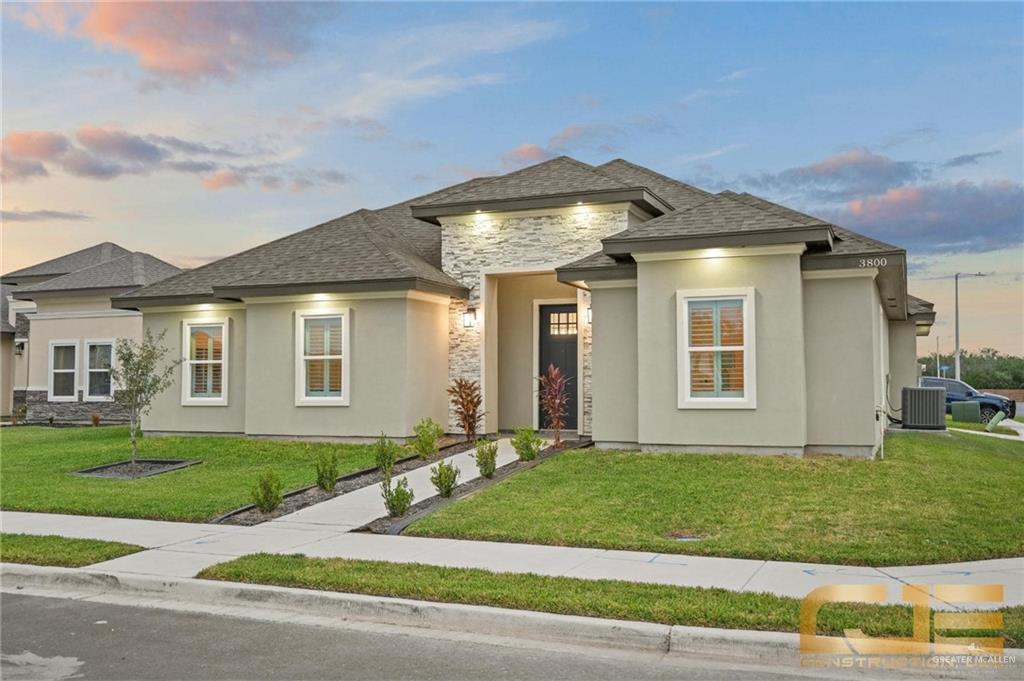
[211,277,468,300]
[410,187,673,223]
[555,262,637,284]
[13,285,139,301]
[111,293,241,310]
[602,226,834,256]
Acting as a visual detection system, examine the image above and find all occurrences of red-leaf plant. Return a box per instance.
[447,378,483,442]
[538,364,570,446]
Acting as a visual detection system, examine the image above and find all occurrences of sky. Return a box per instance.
[2,1,1022,356]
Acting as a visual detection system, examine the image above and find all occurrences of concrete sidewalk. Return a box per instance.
[3,437,1022,608]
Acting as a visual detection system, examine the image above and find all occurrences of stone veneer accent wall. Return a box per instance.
[441,206,628,436]
[23,390,129,424]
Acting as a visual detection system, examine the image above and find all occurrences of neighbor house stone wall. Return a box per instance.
[441,205,629,435]
[23,390,129,424]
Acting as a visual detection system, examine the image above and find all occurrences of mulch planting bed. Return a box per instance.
[357,438,591,535]
[214,437,483,526]
[75,459,202,479]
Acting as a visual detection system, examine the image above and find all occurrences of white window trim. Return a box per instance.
[676,287,757,410]
[83,338,116,402]
[181,318,229,406]
[48,339,79,402]
[294,308,351,407]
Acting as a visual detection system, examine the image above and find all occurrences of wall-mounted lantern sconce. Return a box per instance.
[463,307,477,328]
[586,306,592,324]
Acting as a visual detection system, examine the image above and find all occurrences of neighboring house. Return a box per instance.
[3,243,181,423]
[1,284,15,418]
[114,157,935,457]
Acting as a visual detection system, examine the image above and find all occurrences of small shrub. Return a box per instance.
[474,439,498,478]
[381,476,414,517]
[252,469,284,513]
[373,433,401,477]
[11,404,26,425]
[511,426,543,461]
[538,364,570,445]
[447,378,483,441]
[430,460,460,498]
[315,451,339,492]
[90,413,102,427]
[413,417,445,459]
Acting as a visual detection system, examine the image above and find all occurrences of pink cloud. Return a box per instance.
[76,127,167,163]
[14,2,335,84]
[2,131,70,160]
[202,169,246,190]
[503,143,552,165]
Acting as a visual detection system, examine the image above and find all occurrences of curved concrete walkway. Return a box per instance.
[3,439,1022,609]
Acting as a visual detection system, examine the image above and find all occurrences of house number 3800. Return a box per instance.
[858,257,888,268]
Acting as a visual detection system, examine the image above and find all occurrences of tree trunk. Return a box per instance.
[129,409,138,465]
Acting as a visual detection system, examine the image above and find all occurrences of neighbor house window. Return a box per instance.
[48,341,78,402]
[295,309,350,406]
[677,288,756,409]
[182,320,228,405]
[85,340,114,400]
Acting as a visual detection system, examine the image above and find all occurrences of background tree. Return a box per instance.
[110,329,182,465]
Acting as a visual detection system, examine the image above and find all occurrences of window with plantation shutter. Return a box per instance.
[295,309,350,406]
[677,288,756,409]
[182,319,229,405]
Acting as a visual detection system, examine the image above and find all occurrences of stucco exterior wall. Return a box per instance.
[33,297,119,314]
[803,275,878,451]
[441,204,630,434]
[887,320,919,411]
[636,251,808,450]
[142,308,247,434]
[590,284,638,445]
[495,274,578,431]
[404,297,450,433]
[25,314,141,390]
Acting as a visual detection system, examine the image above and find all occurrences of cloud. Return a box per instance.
[719,68,760,82]
[1,131,70,159]
[680,88,737,106]
[60,148,123,179]
[503,144,554,166]
[202,169,246,191]
[676,144,748,164]
[548,124,623,153]
[944,150,1002,167]
[12,2,337,85]
[877,127,940,150]
[738,148,929,202]
[575,94,603,110]
[1,209,92,222]
[146,135,244,158]
[77,127,168,163]
[822,181,1024,253]
[1,155,49,182]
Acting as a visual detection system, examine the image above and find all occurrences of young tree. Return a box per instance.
[109,329,182,465]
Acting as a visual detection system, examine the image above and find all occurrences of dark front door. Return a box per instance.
[538,303,578,430]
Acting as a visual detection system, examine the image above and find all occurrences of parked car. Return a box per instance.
[919,377,1016,422]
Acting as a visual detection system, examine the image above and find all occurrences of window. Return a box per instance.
[677,288,756,409]
[49,341,78,401]
[85,341,114,400]
[549,311,577,336]
[182,320,228,405]
[295,310,350,406]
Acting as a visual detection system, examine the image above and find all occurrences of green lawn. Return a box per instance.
[199,553,1023,647]
[1,533,143,567]
[945,415,1017,436]
[0,426,376,522]
[407,432,1024,566]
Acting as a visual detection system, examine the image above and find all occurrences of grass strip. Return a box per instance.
[0,533,143,567]
[199,553,1022,647]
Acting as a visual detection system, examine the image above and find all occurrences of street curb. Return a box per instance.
[3,563,1020,667]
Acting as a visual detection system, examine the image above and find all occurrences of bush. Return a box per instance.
[252,469,284,513]
[430,460,460,498]
[11,404,27,425]
[413,417,445,459]
[381,476,414,517]
[447,378,483,441]
[474,440,498,478]
[511,426,543,461]
[538,364,571,445]
[315,451,339,492]
[373,433,401,477]
[90,413,102,427]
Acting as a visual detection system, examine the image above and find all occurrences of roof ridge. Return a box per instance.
[719,192,827,229]
[599,158,712,197]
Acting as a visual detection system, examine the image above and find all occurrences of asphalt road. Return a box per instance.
[0,592,972,681]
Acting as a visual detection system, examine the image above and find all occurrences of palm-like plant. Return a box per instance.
[538,364,570,445]
[447,378,483,441]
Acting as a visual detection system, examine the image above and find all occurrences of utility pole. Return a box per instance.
[935,336,940,377]
[954,272,985,381]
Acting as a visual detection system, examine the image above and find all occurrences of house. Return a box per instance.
[1,284,15,418]
[3,243,181,423]
[113,157,935,457]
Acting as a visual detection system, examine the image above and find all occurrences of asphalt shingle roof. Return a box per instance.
[15,252,181,295]
[596,159,711,211]
[907,294,935,316]
[3,242,131,279]
[416,157,632,206]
